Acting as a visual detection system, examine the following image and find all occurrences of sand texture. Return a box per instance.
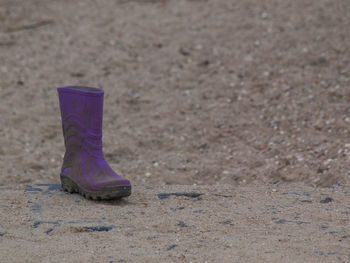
[0,0,350,262]
[1,183,350,262]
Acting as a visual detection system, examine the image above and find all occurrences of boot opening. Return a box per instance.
[65,86,102,93]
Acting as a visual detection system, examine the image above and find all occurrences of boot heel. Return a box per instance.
[60,175,77,193]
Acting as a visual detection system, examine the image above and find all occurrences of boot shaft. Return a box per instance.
[57,86,104,157]
[57,86,104,135]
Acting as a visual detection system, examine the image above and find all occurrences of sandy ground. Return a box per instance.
[0,0,350,262]
[1,183,350,262]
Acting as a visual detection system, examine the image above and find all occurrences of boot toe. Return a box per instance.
[97,176,131,190]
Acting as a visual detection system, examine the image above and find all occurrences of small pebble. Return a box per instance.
[320,197,333,204]
[178,221,188,227]
[167,244,178,251]
[45,228,53,234]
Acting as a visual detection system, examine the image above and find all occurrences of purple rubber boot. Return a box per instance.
[57,86,131,200]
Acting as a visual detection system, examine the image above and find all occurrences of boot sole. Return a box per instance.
[60,174,131,200]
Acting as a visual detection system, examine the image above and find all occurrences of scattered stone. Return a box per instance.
[157,192,203,199]
[179,47,190,56]
[299,199,312,203]
[214,194,233,198]
[0,232,6,237]
[222,220,233,225]
[271,218,310,225]
[273,219,287,224]
[320,197,333,204]
[170,207,185,211]
[198,60,210,67]
[167,244,178,251]
[83,225,115,232]
[45,228,54,234]
[70,72,85,78]
[296,221,311,225]
[310,57,328,66]
[329,231,339,234]
[178,221,188,227]
[154,43,163,48]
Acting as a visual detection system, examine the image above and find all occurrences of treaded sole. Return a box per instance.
[60,174,131,200]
